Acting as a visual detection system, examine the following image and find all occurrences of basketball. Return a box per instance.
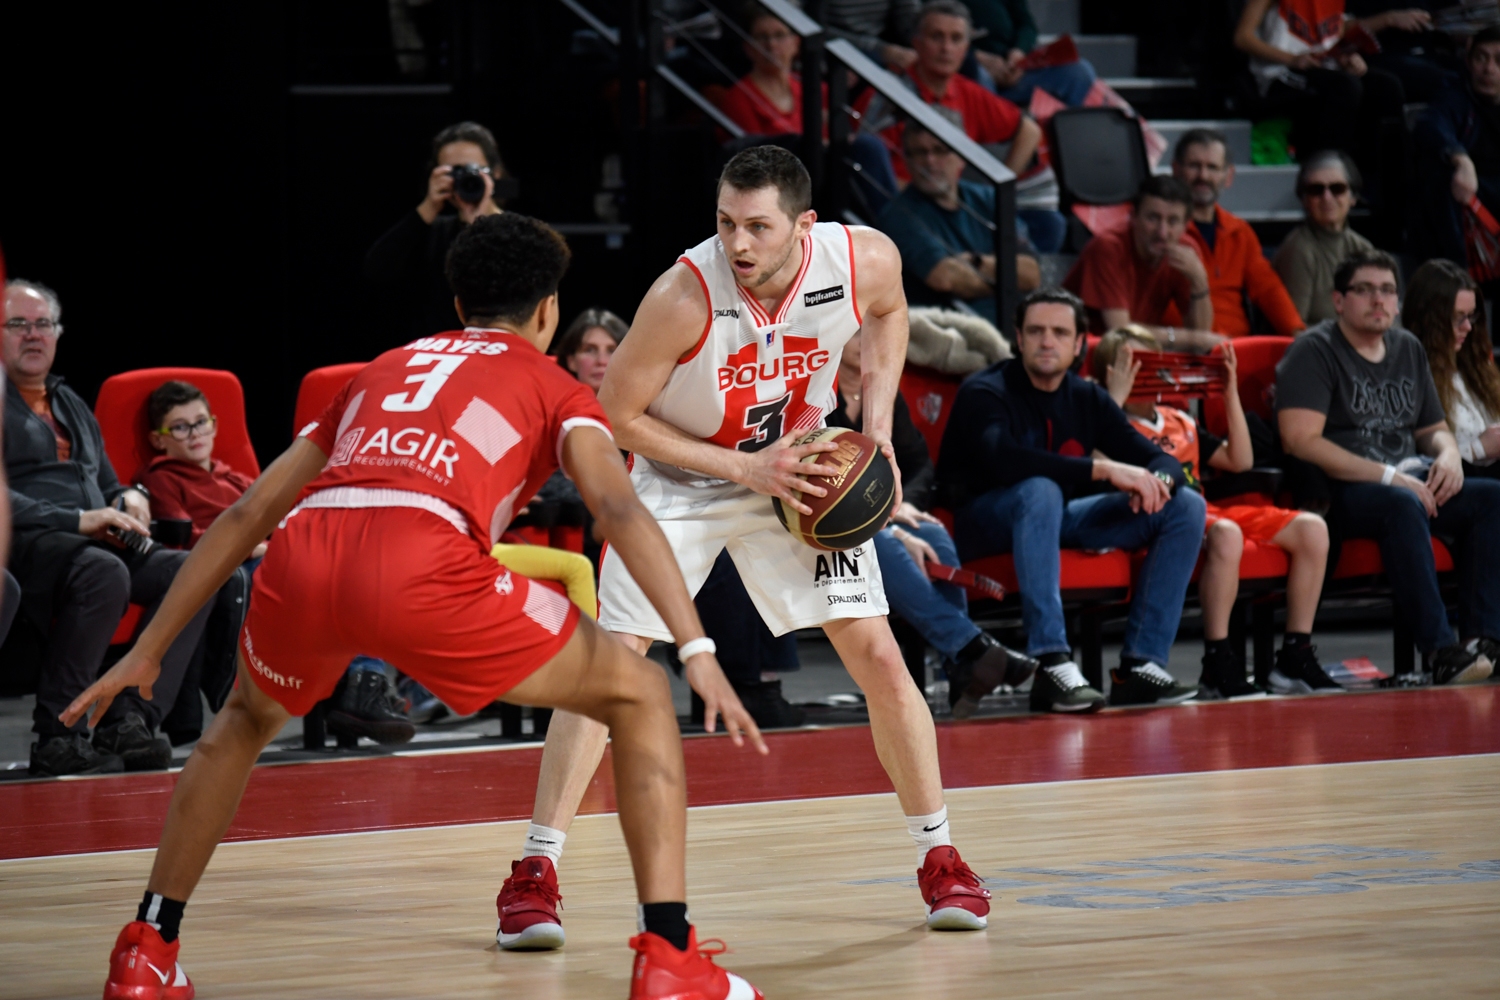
[774,427,896,551]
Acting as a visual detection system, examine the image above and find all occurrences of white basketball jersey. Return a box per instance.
[649,221,862,459]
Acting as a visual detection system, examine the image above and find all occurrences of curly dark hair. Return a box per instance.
[147,380,209,432]
[1402,258,1500,423]
[445,214,572,326]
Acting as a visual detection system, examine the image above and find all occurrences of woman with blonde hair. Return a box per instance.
[1402,259,1500,481]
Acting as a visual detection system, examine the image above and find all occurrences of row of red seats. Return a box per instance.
[899,337,1452,683]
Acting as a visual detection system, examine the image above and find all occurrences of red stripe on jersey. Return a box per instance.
[736,281,771,327]
[772,234,815,325]
[844,224,862,327]
[677,256,714,365]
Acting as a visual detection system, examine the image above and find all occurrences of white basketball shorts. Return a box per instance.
[597,460,889,640]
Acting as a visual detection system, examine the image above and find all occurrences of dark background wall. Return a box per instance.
[1,1,673,464]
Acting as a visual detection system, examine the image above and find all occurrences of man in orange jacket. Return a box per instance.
[1174,128,1304,338]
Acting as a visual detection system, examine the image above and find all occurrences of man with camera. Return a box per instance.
[3,280,212,776]
[365,121,508,341]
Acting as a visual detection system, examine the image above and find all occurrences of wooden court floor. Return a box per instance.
[5,753,1496,999]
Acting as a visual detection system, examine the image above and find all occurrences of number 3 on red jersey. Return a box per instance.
[382,353,467,412]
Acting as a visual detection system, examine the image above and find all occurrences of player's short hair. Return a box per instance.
[1016,287,1086,337]
[1090,325,1160,382]
[446,214,572,326]
[1133,175,1192,211]
[1332,249,1400,295]
[718,144,813,221]
[148,380,209,432]
[1173,127,1229,165]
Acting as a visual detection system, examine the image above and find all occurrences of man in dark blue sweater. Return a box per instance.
[937,288,1205,712]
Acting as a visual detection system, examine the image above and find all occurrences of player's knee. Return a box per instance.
[1206,519,1243,564]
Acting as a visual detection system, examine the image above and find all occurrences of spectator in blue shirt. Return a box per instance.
[1414,25,1500,271]
[936,288,1206,713]
[877,111,1062,325]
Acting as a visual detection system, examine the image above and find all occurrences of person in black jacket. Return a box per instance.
[828,330,1037,719]
[364,121,506,344]
[3,280,211,776]
[937,288,1206,713]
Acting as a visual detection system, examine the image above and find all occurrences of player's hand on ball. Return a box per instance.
[683,653,769,754]
[741,430,842,515]
[60,648,163,729]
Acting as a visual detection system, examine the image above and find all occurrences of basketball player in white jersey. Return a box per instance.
[496,146,1034,951]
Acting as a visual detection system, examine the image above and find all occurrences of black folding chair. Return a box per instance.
[1047,106,1151,213]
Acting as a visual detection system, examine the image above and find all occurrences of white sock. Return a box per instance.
[521,823,567,867]
[905,806,951,866]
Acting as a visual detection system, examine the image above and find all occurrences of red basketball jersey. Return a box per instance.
[299,327,610,546]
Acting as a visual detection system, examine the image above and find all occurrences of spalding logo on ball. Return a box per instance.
[774,427,896,551]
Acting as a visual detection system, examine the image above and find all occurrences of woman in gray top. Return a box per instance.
[1273,151,1375,326]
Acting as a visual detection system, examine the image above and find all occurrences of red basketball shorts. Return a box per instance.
[1205,502,1300,543]
[239,507,579,717]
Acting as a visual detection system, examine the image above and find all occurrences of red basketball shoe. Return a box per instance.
[629,928,762,1000]
[102,921,194,1000]
[496,857,565,950]
[918,845,990,930]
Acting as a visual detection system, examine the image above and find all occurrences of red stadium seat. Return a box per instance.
[1333,537,1454,579]
[899,365,962,460]
[1203,335,1292,437]
[293,363,367,434]
[94,368,260,644]
[963,549,1135,595]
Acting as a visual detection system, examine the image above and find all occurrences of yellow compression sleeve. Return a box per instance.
[490,542,598,619]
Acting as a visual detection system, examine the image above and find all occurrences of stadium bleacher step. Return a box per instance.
[1037,33,1136,78]
[1153,119,1255,165]
[1215,165,1301,221]
[1032,0,1080,35]
[1102,77,1198,117]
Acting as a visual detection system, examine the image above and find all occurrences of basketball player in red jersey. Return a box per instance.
[497,146,1034,950]
[63,214,766,1000]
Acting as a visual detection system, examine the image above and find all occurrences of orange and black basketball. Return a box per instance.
[774,427,896,551]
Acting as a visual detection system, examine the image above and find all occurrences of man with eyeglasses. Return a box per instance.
[3,279,213,776]
[1277,250,1500,686]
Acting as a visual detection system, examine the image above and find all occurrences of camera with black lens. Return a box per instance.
[449,163,490,206]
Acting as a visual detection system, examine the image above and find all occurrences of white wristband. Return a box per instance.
[1381,464,1397,486]
[678,637,717,661]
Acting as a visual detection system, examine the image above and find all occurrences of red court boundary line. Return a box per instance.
[2,686,1495,861]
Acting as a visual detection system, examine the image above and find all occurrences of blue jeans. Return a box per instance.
[848,132,900,218]
[348,656,390,675]
[873,522,981,659]
[954,477,1206,664]
[999,61,1098,108]
[1017,208,1068,254]
[1331,477,1500,652]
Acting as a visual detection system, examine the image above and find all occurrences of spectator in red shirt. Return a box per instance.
[718,3,901,214]
[1063,176,1216,335]
[870,1,1040,181]
[1172,128,1304,338]
[138,382,261,554]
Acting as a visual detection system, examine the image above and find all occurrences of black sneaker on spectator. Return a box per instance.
[398,676,449,725]
[1472,636,1500,669]
[1028,658,1106,713]
[327,671,416,745]
[31,733,125,777]
[950,633,1040,720]
[1108,661,1199,706]
[92,712,173,771]
[1268,645,1343,694]
[1430,640,1494,686]
[1198,646,1264,700]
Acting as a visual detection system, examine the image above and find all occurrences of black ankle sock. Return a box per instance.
[641,902,690,951]
[137,891,186,943]
[1037,651,1072,668]
[1204,638,1232,658]
[1282,632,1311,651]
[956,633,991,664]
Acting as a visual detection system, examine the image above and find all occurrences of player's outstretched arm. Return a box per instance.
[61,438,331,728]
[851,227,908,513]
[599,263,843,514]
[563,425,768,754]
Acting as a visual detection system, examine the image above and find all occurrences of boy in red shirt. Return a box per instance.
[65,214,766,1000]
[1092,326,1340,697]
[138,382,259,552]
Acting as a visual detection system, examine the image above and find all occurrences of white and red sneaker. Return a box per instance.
[496,857,566,950]
[102,921,194,1000]
[918,845,991,930]
[629,928,762,1000]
